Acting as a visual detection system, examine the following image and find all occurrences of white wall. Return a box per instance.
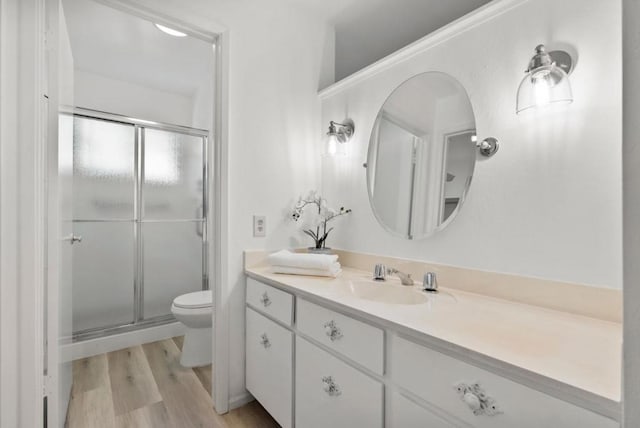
[321,0,622,289]
[74,69,194,126]
[115,0,335,405]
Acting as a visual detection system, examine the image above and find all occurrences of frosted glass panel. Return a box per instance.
[73,117,136,219]
[72,222,135,332]
[143,222,203,318]
[143,128,204,220]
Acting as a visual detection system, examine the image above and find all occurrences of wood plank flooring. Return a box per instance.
[66,337,278,428]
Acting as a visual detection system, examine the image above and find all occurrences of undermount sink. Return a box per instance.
[347,280,428,305]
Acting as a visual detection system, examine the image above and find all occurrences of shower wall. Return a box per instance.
[72,113,207,338]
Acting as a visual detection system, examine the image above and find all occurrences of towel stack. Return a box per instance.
[267,250,342,278]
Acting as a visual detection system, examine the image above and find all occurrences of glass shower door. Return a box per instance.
[72,117,136,333]
[141,128,206,319]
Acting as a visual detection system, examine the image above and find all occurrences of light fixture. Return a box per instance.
[326,119,355,156]
[154,23,188,38]
[476,137,499,157]
[516,44,574,114]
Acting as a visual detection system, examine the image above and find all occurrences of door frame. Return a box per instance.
[0,0,48,426]
[75,0,232,414]
[0,1,231,426]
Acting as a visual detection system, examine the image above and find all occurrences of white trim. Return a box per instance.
[212,29,231,414]
[0,0,20,426]
[58,0,232,415]
[623,0,640,425]
[1,1,53,425]
[229,392,254,411]
[317,0,527,100]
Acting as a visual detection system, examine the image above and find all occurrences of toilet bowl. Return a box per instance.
[171,290,213,367]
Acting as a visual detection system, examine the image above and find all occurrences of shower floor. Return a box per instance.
[65,336,277,428]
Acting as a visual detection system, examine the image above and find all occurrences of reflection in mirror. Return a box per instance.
[367,72,476,239]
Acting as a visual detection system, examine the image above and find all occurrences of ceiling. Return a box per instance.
[62,0,214,96]
[62,0,490,93]
[289,0,492,80]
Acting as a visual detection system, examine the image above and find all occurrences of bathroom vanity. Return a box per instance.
[244,260,621,428]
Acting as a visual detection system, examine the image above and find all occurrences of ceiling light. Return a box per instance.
[154,23,187,38]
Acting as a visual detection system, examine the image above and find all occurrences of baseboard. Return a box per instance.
[62,322,187,361]
[228,391,254,410]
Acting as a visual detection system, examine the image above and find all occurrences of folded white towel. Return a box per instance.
[267,249,339,270]
[271,264,342,278]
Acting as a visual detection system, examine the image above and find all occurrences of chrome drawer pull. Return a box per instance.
[453,382,502,416]
[259,292,272,307]
[259,333,271,349]
[322,376,341,397]
[323,320,343,341]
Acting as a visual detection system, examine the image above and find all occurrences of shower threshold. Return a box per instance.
[72,314,177,342]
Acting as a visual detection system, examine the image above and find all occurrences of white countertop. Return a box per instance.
[245,265,622,413]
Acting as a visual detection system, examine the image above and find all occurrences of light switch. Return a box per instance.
[253,215,266,237]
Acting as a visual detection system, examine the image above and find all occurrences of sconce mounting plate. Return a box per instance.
[477,137,499,157]
[548,50,573,75]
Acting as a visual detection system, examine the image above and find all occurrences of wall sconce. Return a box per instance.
[326,119,355,156]
[476,137,499,157]
[516,44,574,114]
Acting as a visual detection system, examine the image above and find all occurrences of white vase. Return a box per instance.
[307,247,333,254]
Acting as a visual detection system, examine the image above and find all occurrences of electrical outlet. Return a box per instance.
[253,215,266,237]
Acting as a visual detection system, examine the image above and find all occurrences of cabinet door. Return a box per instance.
[391,335,619,428]
[295,336,383,428]
[389,392,457,428]
[246,307,293,428]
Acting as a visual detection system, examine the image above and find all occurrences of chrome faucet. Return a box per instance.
[373,264,387,281]
[387,267,414,286]
[423,272,438,293]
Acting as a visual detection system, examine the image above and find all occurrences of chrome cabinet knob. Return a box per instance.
[453,382,501,416]
[323,320,343,341]
[259,292,271,307]
[322,376,341,397]
[259,333,271,348]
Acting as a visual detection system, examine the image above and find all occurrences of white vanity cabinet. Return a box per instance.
[389,392,457,428]
[390,335,619,428]
[244,276,620,428]
[295,336,383,428]
[245,279,295,428]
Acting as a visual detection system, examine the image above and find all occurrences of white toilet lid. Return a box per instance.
[173,290,213,309]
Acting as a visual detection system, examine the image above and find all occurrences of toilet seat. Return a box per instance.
[172,290,212,309]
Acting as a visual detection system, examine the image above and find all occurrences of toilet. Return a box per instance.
[171,290,213,367]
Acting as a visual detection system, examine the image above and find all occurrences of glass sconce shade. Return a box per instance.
[516,45,573,114]
[325,119,354,157]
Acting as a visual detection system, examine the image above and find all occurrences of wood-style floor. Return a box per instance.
[66,336,279,428]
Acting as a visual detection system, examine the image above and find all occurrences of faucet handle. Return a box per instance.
[373,264,387,281]
[423,272,438,293]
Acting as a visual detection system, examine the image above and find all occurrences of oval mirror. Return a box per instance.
[366,72,476,239]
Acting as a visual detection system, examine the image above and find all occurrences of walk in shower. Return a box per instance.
[71,108,208,341]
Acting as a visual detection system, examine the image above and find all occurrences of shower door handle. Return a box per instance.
[62,233,83,245]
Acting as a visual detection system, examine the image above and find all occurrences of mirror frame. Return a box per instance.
[365,71,477,240]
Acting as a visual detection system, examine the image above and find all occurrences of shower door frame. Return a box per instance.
[71,107,210,342]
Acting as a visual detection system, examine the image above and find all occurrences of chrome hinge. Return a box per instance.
[43,375,53,396]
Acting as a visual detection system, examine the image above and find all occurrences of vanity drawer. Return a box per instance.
[296,298,384,374]
[245,307,293,428]
[246,277,293,326]
[390,335,618,428]
[389,392,456,428]
[295,336,383,428]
